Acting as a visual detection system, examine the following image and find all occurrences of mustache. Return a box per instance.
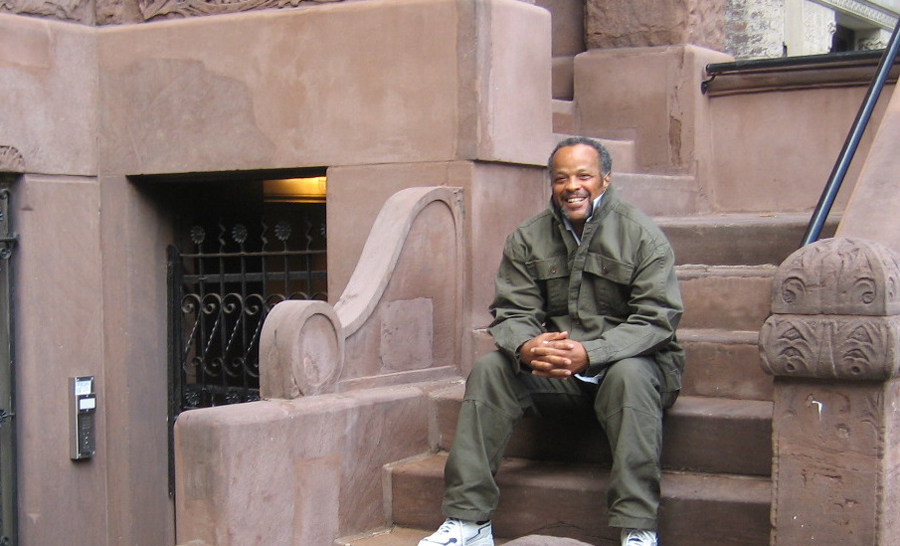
[562,192,590,200]
[556,196,594,219]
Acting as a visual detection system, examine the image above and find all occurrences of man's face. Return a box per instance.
[550,144,611,231]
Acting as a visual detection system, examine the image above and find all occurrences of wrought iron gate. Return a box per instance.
[167,214,326,492]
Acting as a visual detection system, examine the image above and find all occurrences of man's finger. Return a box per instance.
[531,369,572,379]
[541,341,575,350]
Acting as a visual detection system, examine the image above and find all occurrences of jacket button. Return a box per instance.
[550,267,557,274]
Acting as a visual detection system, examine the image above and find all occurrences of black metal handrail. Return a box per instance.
[801,20,900,246]
[706,49,886,77]
[702,49,897,94]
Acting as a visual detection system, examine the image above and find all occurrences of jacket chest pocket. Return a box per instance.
[583,252,633,316]
[528,256,570,317]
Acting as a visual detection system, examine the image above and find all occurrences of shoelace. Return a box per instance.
[624,529,656,545]
[435,520,460,535]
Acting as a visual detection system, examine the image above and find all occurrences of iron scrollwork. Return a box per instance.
[0,191,18,264]
[171,214,326,413]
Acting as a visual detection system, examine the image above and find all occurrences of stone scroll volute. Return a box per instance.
[259,300,344,399]
[760,238,900,380]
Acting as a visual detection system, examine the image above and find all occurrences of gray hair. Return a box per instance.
[547,136,612,176]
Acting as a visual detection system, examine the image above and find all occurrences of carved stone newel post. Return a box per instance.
[759,237,900,545]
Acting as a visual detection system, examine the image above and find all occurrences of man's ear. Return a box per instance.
[601,173,612,192]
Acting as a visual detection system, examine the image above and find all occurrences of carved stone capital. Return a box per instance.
[759,314,900,380]
[771,238,900,316]
[0,146,24,174]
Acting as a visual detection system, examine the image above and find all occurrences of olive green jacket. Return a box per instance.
[488,185,685,393]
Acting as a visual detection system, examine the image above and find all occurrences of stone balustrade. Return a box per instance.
[259,185,463,399]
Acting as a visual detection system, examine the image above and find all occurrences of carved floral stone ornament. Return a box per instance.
[0,146,24,174]
[139,0,342,21]
[0,0,88,22]
[770,237,900,316]
[760,237,900,380]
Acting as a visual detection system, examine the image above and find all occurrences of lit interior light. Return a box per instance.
[263,176,327,203]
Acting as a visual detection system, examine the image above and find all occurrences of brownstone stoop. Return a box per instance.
[335,181,843,546]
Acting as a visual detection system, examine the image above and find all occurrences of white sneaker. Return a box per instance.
[621,528,658,546]
[418,518,494,546]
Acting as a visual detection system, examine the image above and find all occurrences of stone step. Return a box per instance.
[552,99,575,134]
[680,328,772,401]
[662,396,772,476]
[614,172,700,216]
[340,525,519,546]
[552,58,575,102]
[381,453,771,546]
[677,264,775,331]
[658,212,839,266]
[553,129,638,174]
[431,384,771,477]
[335,527,514,546]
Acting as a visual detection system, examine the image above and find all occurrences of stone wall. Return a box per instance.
[585,0,726,50]
[726,0,786,59]
[0,1,553,545]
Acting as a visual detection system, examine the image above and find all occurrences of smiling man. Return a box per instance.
[550,140,610,237]
[418,137,684,546]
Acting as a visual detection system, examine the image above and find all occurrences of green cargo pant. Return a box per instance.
[441,350,677,531]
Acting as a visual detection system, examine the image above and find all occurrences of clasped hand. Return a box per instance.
[520,331,588,379]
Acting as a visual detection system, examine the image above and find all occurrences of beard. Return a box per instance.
[557,195,594,224]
